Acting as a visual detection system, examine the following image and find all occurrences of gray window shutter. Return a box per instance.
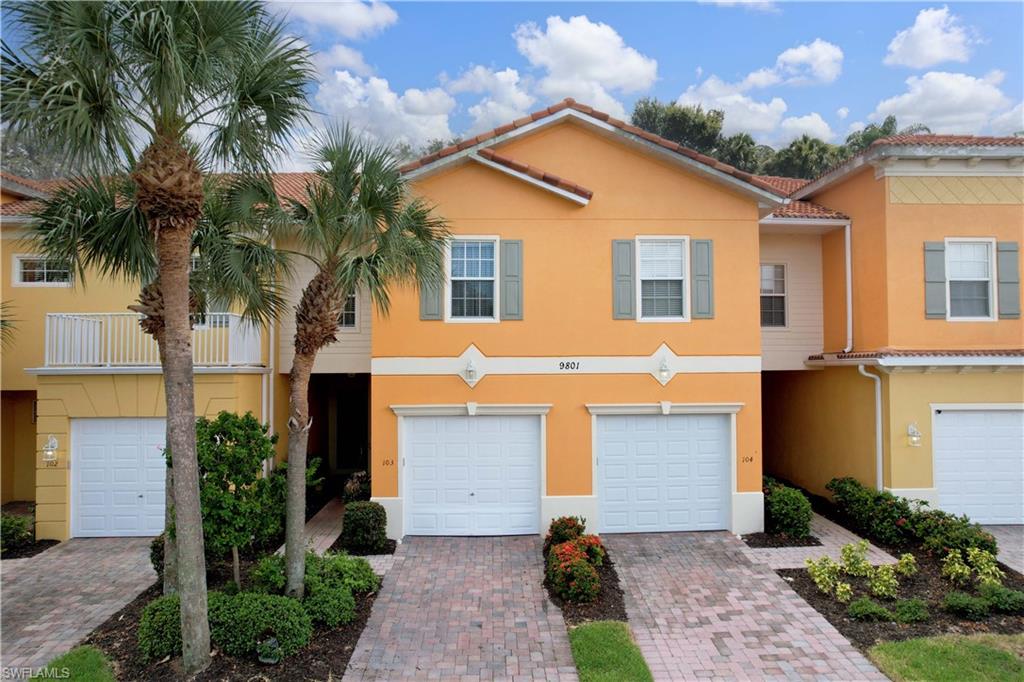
[612,240,635,319]
[500,240,523,320]
[997,241,1020,319]
[419,280,443,320]
[924,242,946,319]
[691,239,714,319]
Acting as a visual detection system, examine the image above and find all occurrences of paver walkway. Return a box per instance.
[276,498,397,575]
[607,532,886,681]
[985,525,1024,575]
[344,536,577,681]
[741,513,895,569]
[1,538,155,673]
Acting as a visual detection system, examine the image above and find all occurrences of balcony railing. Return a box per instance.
[44,313,262,368]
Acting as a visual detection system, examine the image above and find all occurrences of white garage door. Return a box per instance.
[597,414,730,533]
[72,418,167,537]
[405,415,540,535]
[933,408,1024,525]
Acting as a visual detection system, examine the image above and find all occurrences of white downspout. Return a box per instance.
[843,222,853,353]
[858,364,883,491]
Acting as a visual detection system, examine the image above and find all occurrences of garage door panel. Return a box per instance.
[933,409,1023,525]
[598,414,729,533]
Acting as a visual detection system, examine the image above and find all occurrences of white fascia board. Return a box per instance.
[759,216,850,228]
[877,355,1024,368]
[1,216,34,227]
[586,402,744,416]
[470,154,589,205]
[390,403,552,417]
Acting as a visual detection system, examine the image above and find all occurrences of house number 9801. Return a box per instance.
[558,361,581,371]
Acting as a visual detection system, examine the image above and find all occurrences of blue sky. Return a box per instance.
[273,0,1022,167]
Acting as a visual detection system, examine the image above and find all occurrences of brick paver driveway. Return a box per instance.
[606,532,885,681]
[1,538,155,673]
[985,525,1024,575]
[344,536,577,681]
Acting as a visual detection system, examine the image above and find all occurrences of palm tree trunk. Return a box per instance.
[284,351,316,597]
[156,225,211,674]
[163,465,178,594]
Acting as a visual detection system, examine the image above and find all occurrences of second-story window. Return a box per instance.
[638,238,687,320]
[450,239,496,319]
[14,255,71,287]
[339,293,357,328]
[947,240,995,320]
[760,264,786,327]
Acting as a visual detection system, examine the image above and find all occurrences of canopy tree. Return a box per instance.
[2,1,312,672]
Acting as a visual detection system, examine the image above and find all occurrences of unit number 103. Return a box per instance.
[558,361,581,371]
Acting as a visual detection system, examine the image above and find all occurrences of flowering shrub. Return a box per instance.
[895,553,918,577]
[805,556,841,596]
[940,550,972,586]
[909,509,997,556]
[965,548,1004,588]
[826,478,914,547]
[546,541,600,603]
[574,534,606,567]
[544,516,586,554]
[868,565,899,599]
[840,541,872,577]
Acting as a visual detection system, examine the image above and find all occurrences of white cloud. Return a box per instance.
[837,106,850,120]
[514,15,657,118]
[778,112,835,143]
[314,44,373,77]
[279,0,398,40]
[776,38,844,84]
[315,70,455,147]
[991,103,1024,135]
[870,70,1013,133]
[698,0,779,12]
[884,7,974,69]
[447,66,535,133]
[846,120,866,134]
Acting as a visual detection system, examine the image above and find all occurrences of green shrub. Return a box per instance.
[834,582,853,603]
[209,592,312,659]
[940,550,972,586]
[574,535,606,567]
[544,516,586,553]
[869,565,899,600]
[895,553,917,577]
[1,513,33,552]
[892,598,930,623]
[847,597,893,622]
[342,471,371,503]
[317,552,380,594]
[909,509,997,556]
[979,584,1024,614]
[546,541,601,603]
[826,478,914,547]
[341,501,388,553]
[942,591,989,620]
[765,484,812,539]
[150,534,165,581]
[965,548,1004,587]
[250,553,287,593]
[840,541,872,577]
[137,595,182,660]
[805,556,841,596]
[303,585,356,627]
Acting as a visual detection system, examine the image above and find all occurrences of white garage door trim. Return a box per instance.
[384,403,551,539]
[930,402,1024,525]
[71,418,167,538]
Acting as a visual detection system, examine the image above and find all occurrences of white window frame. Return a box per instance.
[11,254,72,288]
[339,292,359,333]
[944,237,997,322]
[759,262,788,329]
[444,235,500,324]
[635,236,690,323]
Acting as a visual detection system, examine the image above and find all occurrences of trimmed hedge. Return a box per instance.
[209,592,312,659]
[763,479,812,539]
[341,501,388,553]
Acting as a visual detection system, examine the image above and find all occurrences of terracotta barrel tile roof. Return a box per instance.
[870,134,1024,148]
[808,348,1024,361]
[476,149,594,200]
[770,200,849,220]
[755,175,812,195]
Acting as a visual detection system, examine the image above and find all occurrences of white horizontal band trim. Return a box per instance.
[470,154,589,206]
[879,355,1024,367]
[759,216,850,227]
[26,366,269,375]
[929,402,1024,411]
[372,343,761,387]
[391,403,552,417]
[586,402,744,415]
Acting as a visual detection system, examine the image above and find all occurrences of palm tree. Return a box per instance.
[766,135,847,180]
[0,301,16,347]
[2,2,311,672]
[261,127,448,597]
[845,115,932,154]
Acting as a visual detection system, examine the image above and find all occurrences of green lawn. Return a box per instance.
[568,620,653,682]
[868,634,1024,682]
[42,645,115,681]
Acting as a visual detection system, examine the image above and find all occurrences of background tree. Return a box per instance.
[3,3,310,672]
[765,135,847,180]
[630,98,724,154]
[713,133,777,174]
[258,126,448,597]
[1,128,79,179]
[845,115,932,154]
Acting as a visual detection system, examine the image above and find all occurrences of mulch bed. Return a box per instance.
[742,532,822,549]
[543,553,629,626]
[328,537,397,556]
[1,539,59,560]
[85,554,379,681]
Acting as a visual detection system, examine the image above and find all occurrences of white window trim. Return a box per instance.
[944,237,997,322]
[339,292,360,334]
[11,254,72,288]
[444,235,500,324]
[759,262,788,330]
[635,235,690,323]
